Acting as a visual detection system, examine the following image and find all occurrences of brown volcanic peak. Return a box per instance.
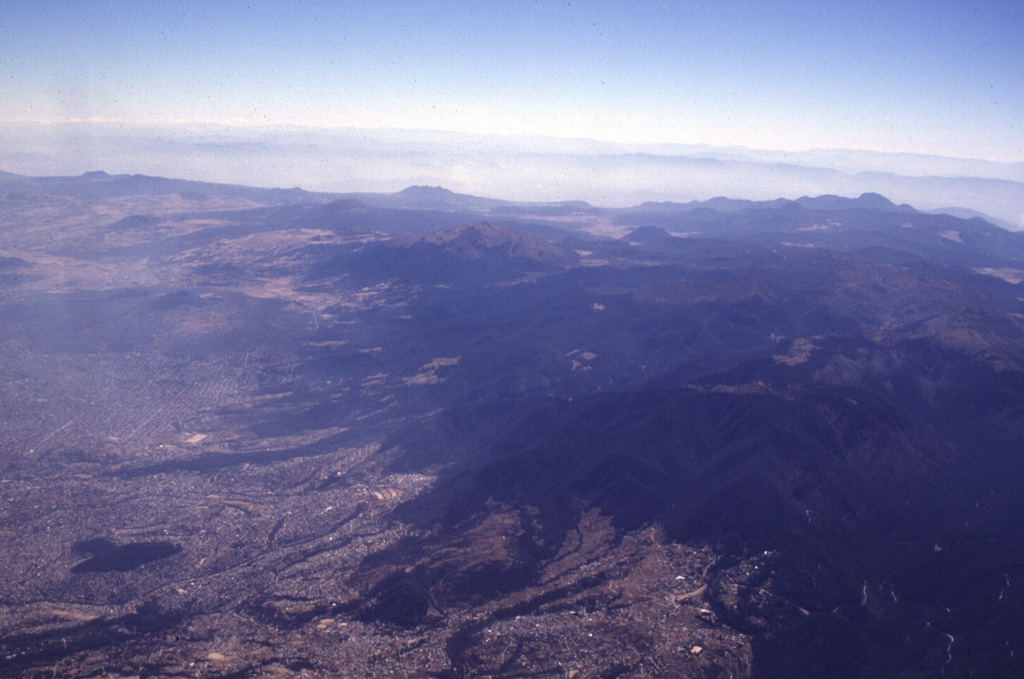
[423,222,579,267]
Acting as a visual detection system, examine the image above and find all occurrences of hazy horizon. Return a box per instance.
[3,121,1023,229]
[2,2,1022,226]
[3,2,1022,158]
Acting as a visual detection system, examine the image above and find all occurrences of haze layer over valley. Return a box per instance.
[1,169,1024,677]
[3,122,1023,230]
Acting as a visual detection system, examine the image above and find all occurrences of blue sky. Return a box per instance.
[1,1,1022,161]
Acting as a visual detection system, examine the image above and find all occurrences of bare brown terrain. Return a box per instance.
[0,177,768,678]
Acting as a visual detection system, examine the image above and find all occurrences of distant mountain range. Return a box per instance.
[3,122,1022,226]
[0,169,1010,228]
[0,168,322,204]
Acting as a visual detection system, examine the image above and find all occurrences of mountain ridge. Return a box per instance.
[2,169,1013,229]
